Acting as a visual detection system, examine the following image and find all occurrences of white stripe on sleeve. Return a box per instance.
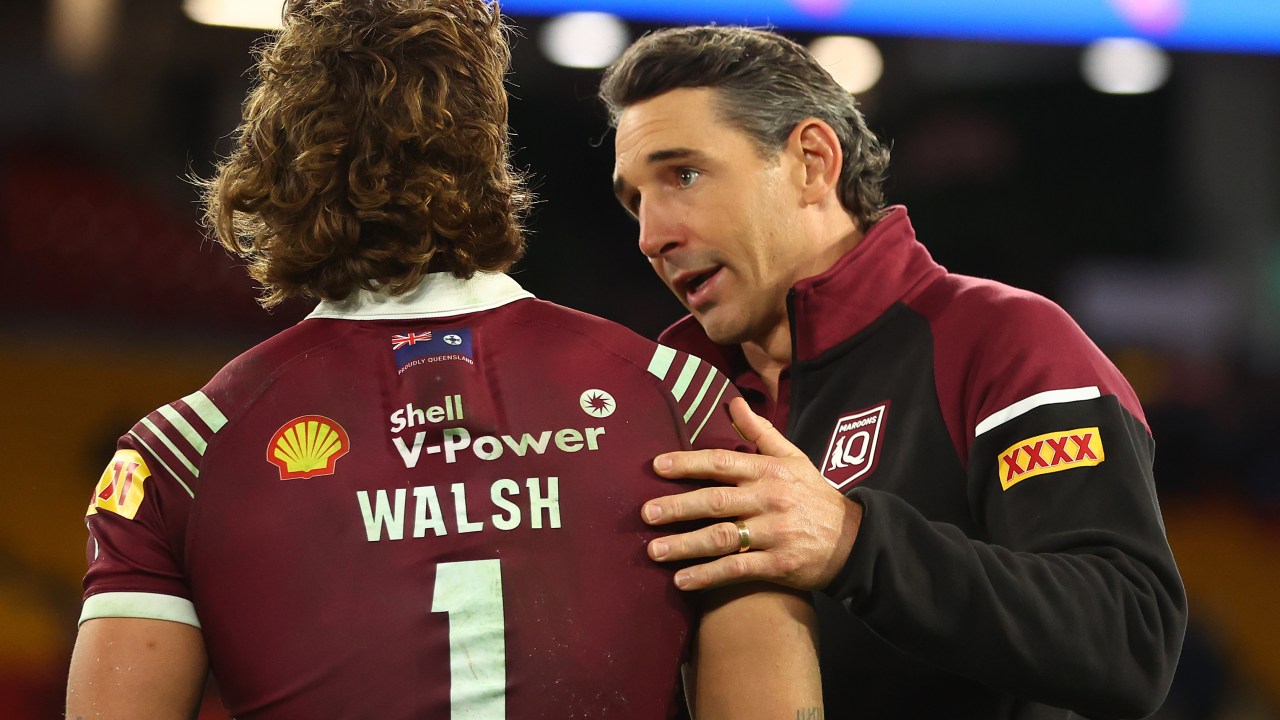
[183,391,228,432]
[79,591,201,628]
[647,345,677,381]
[974,386,1101,437]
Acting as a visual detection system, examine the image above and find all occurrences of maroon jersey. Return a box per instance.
[81,272,749,720]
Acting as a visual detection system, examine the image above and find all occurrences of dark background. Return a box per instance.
[1,2,1277,718]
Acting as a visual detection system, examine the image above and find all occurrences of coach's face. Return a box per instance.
[612,87,811,348]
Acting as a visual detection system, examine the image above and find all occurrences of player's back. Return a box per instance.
[81,273,747,719]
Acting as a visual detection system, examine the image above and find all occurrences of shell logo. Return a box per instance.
[267,415,351,480]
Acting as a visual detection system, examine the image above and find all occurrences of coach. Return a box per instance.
[602,25,1186,719]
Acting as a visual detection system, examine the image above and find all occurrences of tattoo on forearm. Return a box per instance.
[796,708,823,720]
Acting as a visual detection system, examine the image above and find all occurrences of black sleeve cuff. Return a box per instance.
[821,487,875,608]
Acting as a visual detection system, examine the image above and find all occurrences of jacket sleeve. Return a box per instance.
[825,294,1187,719]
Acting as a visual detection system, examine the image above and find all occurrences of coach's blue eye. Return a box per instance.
[677,168,700,188]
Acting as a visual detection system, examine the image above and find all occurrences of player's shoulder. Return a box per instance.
[200,318,352,414]
[117,319,348,484]
[130,318,346,443]
[501,298,680,373]
[502,300,742,442]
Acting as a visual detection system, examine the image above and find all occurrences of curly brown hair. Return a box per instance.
[600,26,890,232]
[201,0,531,307]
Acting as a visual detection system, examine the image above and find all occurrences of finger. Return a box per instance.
[729,397,807,460]
[652,446,764,484]
[671,551,774,591]
[649,519,759,561]
[642,485,754,526]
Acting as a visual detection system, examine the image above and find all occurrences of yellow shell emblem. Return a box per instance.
[267,415,351,480]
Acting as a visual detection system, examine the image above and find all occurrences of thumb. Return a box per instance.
[729,397,805,459]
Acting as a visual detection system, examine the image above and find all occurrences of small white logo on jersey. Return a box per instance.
[443,334,462,346]
[580,389,616,418]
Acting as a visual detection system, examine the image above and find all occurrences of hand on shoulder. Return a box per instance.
[645,398,862,591]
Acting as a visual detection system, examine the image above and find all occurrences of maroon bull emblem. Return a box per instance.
[819,403,888,489]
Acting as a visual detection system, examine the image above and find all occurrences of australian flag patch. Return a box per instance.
[392,328,474,373]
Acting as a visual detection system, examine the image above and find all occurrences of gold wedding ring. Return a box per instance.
[734,520,752,553]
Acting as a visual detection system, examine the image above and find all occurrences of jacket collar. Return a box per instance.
[659,206,945,367]
[307,271,534,320]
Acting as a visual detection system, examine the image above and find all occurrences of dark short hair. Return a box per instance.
[201,0,530,307]
[600,25,889,230]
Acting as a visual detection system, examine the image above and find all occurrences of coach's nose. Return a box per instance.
[637,198,682,259]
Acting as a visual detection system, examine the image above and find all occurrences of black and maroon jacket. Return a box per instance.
[661,207,1186,719]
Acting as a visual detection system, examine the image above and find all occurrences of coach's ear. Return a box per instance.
[788,118,843,206]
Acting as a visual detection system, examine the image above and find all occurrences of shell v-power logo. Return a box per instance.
[267,415,351,480]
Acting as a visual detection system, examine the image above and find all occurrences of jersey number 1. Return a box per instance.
[432,559,507,718]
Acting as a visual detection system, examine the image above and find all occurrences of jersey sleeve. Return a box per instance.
[830,293,1186,717]
[80,390,229,629]
[641,343,754,454]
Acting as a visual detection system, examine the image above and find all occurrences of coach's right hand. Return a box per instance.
[644,398,863,591]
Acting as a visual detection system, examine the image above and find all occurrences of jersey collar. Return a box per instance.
[306,272,534,320]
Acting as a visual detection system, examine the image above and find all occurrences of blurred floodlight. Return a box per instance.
[808,35,883,94]
[51,0,119,73]
[538,12,628,69]
[1081,38,1171,94]
[185,0,285,30]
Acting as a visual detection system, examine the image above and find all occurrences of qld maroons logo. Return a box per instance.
[819,403,888,489]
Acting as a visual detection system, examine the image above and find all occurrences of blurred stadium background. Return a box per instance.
[2,1,1278,717]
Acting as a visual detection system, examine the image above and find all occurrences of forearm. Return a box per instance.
[67,617,208,720]
[694,583,823,719]
[827,488,1186,718]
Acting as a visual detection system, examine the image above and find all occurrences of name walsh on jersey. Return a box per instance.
[357,477,560,542]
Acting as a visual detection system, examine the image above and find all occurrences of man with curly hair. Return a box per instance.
[65,3,821,718]
[603,25,1187,719]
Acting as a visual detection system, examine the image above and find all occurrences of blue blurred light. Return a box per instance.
[499,0,1280,54]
